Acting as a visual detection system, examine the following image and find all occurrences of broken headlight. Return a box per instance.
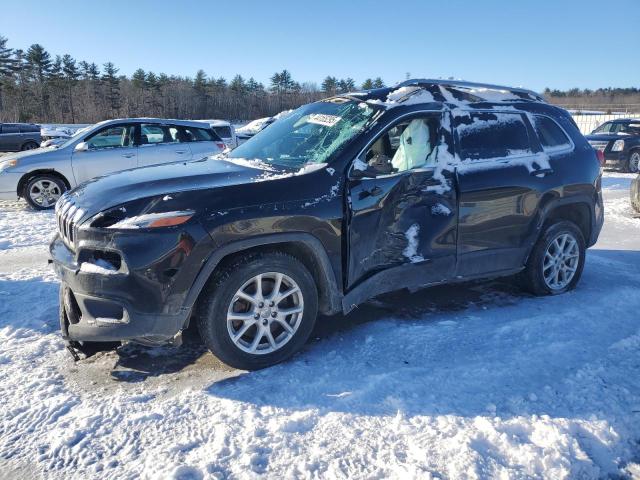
[90,197,194,229]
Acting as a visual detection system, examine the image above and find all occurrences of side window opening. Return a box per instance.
[456,112,531,161]
[364,117,439,174]
[532,115,571,151]
[86,125,134,149]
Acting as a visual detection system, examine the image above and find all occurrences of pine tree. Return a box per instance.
[372,77,385,88]
[25,44,52,118]
[62,54,79,122]
[321,76,337,94]
[0,36,16,77]
[101,62,120,116]
[0,36,17,113]
[361,78,374,90]
[230,74,247,95]
[338,78,355,93]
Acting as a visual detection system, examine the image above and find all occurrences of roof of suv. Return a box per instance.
[341,78,546,110]
[92,118,215,129]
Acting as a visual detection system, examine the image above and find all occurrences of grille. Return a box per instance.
[55,195,84,250]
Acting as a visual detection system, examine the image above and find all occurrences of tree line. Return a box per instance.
[0,35,387,124]
[544,87,640,111]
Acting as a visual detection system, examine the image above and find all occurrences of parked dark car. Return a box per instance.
[51,79,604,370]
[585,119,640,172]
[0,123,41,151]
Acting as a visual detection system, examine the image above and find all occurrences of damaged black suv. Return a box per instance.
[51,79,604,370]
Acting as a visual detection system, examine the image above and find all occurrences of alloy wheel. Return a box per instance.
[29,179,62,208]
[630,152,640,173]
[542,232,580,290]
[227,272,304,355]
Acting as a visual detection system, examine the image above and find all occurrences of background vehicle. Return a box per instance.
[585,119,640,172]
[0,118,225,209]
[235,116,275,145]
[202,119,237,149]
[51,79,603,370]
[0,123,41,151]
[40,127,71,148]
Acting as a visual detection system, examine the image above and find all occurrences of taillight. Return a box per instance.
[216,142,226,150]
[596,149,605,167]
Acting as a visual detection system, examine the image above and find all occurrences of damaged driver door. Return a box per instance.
[345,112,458,295]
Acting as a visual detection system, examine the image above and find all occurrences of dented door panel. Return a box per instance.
[346,111,458,290]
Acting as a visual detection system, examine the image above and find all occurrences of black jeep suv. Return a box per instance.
[51,79,604,370]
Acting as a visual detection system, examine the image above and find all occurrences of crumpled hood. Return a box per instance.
[64,157,276,222]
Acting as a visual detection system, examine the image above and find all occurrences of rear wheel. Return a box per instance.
[21,141,39,151]
[197,252,318,370]
[627,150,640,173]
[521,221,585,296]
[24,174,66,210]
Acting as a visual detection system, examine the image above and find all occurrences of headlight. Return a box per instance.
[612,140,625,152]
[107,210,194,229]
[0,159,18,171]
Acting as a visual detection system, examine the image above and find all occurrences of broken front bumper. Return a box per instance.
[50,224,210,345]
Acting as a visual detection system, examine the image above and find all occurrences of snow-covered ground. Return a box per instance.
[0,172,639,479]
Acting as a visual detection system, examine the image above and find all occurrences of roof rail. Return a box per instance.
[397,78,544,102]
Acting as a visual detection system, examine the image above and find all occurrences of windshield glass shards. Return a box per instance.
[228,99,380,169]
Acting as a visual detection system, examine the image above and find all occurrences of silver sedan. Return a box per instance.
[0,118,225,209]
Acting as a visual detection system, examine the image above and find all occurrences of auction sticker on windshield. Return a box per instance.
[306,113,342,127]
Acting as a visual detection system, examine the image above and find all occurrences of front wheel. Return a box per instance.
[24,174,66,210]
[627,150,640,174]
[521,221,586,296]
[197,252,318,370]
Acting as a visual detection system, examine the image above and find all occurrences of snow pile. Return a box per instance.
[402,224,424,263]
[367,86,435,108]
[431,203,452,216]
[79,259,119,274]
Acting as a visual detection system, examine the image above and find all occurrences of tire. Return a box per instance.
[21,141,39,151]
[627,150,640,174]
[24,174,66,210]
[197,252,318,370]
[521,220,586,296]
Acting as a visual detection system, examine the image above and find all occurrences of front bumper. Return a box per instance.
[0,171,21,199]
[603,151,627,167]
[50,221,212,345]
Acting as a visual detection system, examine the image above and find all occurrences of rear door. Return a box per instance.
[137,123,192,167]
[454,110,562,277]
[346,112,458,290]
[181,125,224,158]
[71,123,138,183]
[0,124,21,151]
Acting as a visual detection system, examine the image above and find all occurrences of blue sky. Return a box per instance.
[1,0,638,91]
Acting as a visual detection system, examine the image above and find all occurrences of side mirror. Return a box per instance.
[74,141,89,152]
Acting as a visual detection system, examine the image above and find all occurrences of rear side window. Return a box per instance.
[181,127,221,142]
[212,126,232,139]
[532,115,571,151]
[1,124,19,134]
[19,124,40,133]
[456,112,531,161]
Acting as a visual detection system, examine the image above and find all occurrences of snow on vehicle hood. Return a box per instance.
[63,157,328,223]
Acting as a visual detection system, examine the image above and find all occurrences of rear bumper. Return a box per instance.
[603,151,627,167]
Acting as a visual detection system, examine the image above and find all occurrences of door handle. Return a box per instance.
[175,150,187,154]
[530,167,554,177]
[121,153,135,158]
